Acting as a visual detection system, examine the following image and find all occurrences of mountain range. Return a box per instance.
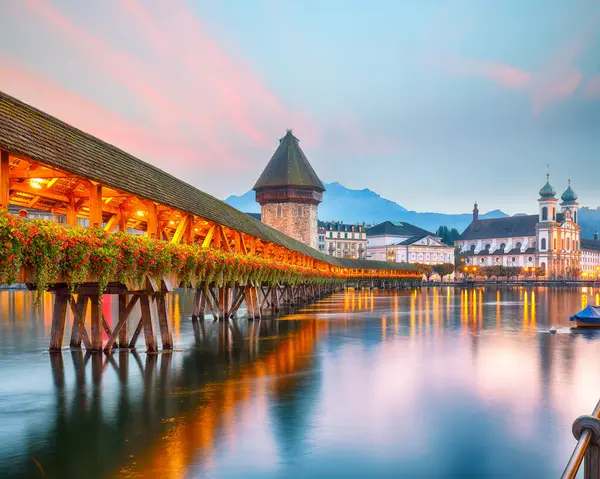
[224,182,600,238]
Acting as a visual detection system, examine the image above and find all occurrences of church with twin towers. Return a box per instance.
[456,175,600,277]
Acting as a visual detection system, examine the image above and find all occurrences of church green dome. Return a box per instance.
[539,176,556,198]
[561,180,578,203]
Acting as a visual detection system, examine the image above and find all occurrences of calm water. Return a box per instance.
[1,286,600,478]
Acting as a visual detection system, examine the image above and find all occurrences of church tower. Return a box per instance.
[536,174,557,275]
[253,130,325,249]
[560,179,579,224]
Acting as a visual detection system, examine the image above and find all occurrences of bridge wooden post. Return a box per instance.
[69,294,90,349]
[89,295,102,352]
[49,293,69,351]
[156,293,173,350]
[117,294,129,348]
[139,294,158,353]
[244,287,255,319]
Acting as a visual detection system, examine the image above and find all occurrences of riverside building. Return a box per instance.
[365,221,455,265]
[321,221,367,259]
[456,176,600,277]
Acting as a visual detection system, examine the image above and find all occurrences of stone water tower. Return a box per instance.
[253,130,325,249]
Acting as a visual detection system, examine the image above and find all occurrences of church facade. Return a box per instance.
[456,177,600,277]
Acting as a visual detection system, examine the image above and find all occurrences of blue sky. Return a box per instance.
[0,0,598,214]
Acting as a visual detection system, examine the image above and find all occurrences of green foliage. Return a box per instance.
[435,225,461,246]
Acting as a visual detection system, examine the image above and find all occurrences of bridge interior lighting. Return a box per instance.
[137,210,145,217]
[169,220,175,225]
[29,178,44,189]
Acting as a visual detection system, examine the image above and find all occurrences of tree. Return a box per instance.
[566,266,582,279]
[435,225,461,246]
[433,263,455,281]
[415,263,435,281]
[534,268,546,278]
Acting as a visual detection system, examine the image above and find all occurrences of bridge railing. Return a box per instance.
[562,399,600,479]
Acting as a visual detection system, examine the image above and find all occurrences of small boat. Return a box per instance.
[570,305,600,328]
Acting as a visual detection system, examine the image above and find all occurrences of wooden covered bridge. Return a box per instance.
[0,91,419,353]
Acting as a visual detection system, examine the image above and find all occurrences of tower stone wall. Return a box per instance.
[261,202,318,249]
[253,130,324,251]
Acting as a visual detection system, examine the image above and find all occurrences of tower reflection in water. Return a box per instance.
[1,286,600,478]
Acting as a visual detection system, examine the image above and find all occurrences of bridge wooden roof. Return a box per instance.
[0,91,414,272]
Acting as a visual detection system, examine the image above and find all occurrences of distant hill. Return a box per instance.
[225,182,506,233]
[224,182,600,237]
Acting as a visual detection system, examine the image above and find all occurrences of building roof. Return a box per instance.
[561,181,578,203]
[366,221,433,238]
[458,215,538,241]
[0,91,416,273]
[253,130,325,192]
[582,238,600,252]
[539,176,556,198]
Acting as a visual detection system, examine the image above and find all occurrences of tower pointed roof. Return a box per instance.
[561,179,578,203]
[253,130,325,191]
[539,173,556,198]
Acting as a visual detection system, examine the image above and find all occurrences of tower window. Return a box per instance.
[542,207,548,221]
[541,238,547,250]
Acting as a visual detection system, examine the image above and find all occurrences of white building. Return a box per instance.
[581,235,600,279]
[366,221,455,266]
[323,221,367,259]
[456,176,600,277]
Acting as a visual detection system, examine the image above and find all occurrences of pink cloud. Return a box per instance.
[0,55,202,165]
[425,16,600,116]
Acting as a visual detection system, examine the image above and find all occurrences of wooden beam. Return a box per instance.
[0,150,10,208]
[202,225,216,248]
[66,196,77,226]
[9,170,72,179]
[103,214,118,232]
[240,233,248,254]
[143,200,158,239]
[88,183,103,228]
[219,226,232,252]
[170,214,189,244]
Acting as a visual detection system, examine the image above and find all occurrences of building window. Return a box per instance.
[516,242,522,250]
[542,207,548,221]
[528,256,533,262]
[512,257,516,263]
[297,206,302,217]
[485,244,491,250]
[554,238,557,249]
[276,205,282,218]
[553,208,556,221]
[495,257,500,263]
[541,238,547,250]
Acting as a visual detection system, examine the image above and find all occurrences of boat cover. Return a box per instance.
[570,305,600,323]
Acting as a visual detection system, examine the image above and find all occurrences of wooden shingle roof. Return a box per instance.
[0,91,414,272]
[253,130,325,191]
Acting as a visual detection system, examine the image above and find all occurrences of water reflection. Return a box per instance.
[1,287,600,478]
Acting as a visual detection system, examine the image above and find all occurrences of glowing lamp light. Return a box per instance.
[169,220,175,225]
[29,178,44,189]
[137,210,145,217]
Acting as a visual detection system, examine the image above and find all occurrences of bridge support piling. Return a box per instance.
[156,294,173,350]
[49,293,69,352]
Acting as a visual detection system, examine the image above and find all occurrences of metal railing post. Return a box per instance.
[562,399,600,479]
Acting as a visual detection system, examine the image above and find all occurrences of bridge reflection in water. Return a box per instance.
[2,286,600,478]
